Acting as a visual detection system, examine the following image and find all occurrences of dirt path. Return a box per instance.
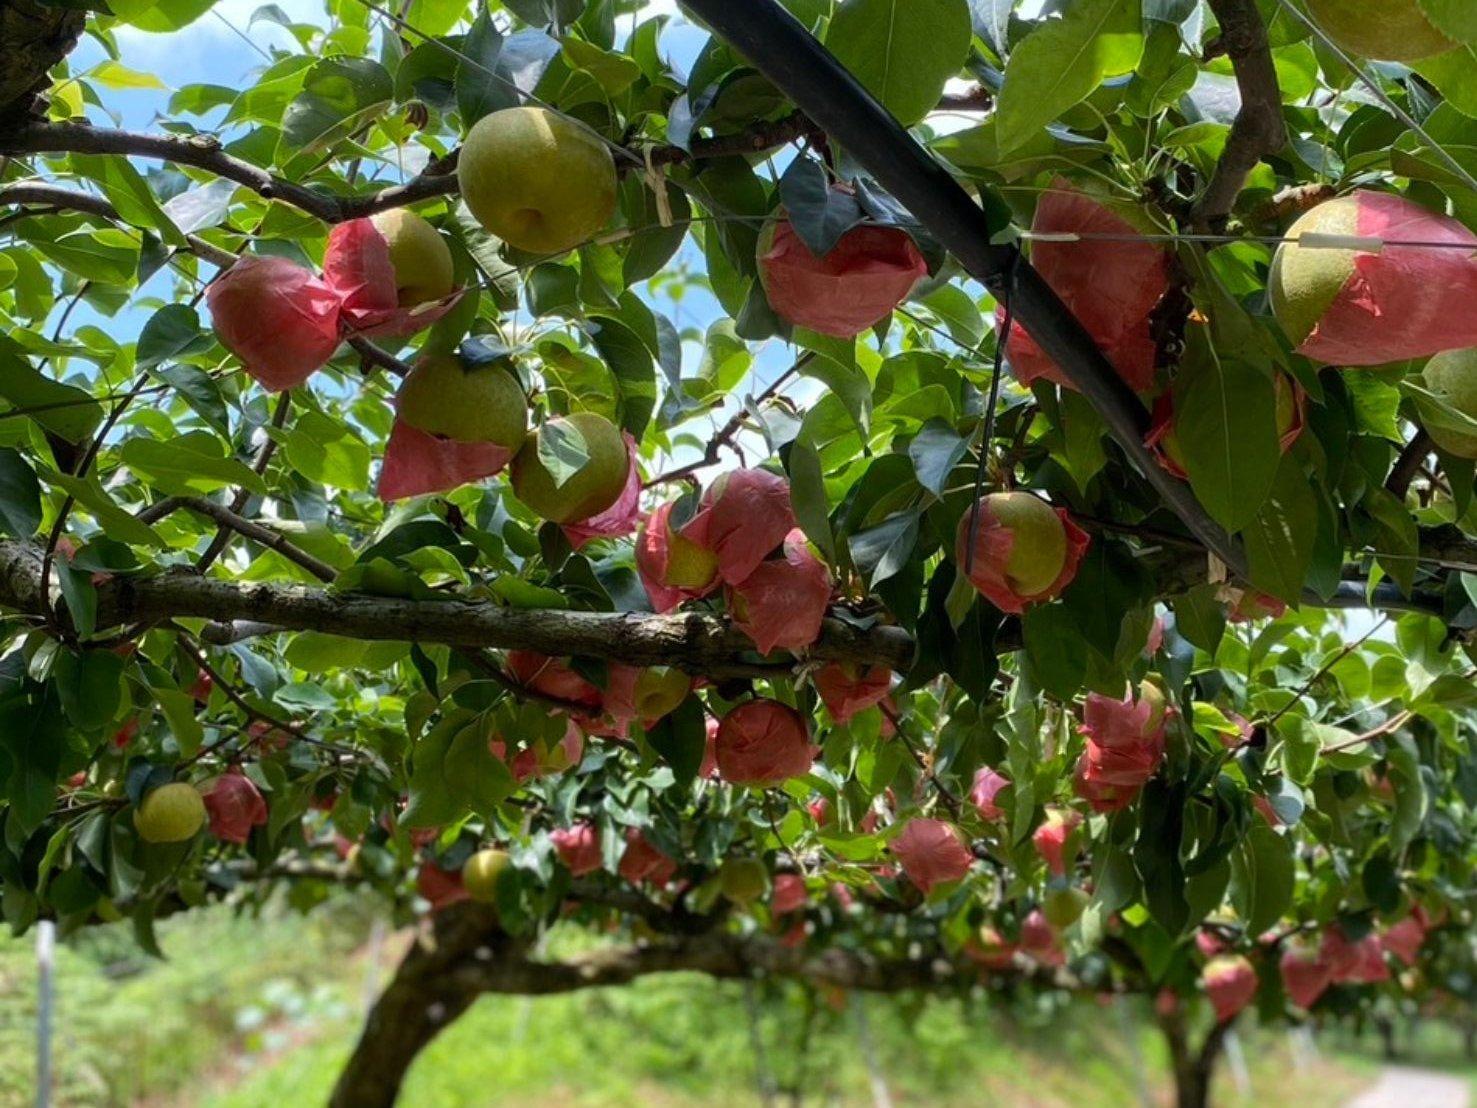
[1346,1066,1470,1108]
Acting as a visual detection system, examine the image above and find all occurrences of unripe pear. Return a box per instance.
[983,492,1068,597]
[133,782,206,844]
[457,106,618,255]
[511,412,629,523]
[369,209,454,307]
[719,857,771,904]
[663,525,720,590]
[1042,885,1090,929]
[1420,349,1477,459]
[1269,196,1361,349]
[1306,0,1454,62]
[396,352,529,447]
[462,848,511,903]
[632,666,692,721]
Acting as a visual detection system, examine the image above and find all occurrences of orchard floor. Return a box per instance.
[0,898,1393,1108]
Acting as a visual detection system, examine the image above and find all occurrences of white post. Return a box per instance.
[851,994,894,1108]
[35,920,55,1108]
[1223,1028,1252,1097]
[742,979,778,1108]
[1115,998,1154,1108]
[360,918,386,1018]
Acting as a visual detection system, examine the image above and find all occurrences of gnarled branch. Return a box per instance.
[1194,0,1286,230]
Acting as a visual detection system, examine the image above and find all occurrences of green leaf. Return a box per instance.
[456,9,511,125]
[1022,604,1088,698]
[136,304,205,369]
[1363,486,1420,596]
[995,0,1143,154]
[588,314,656,441]
[826,0,973,127]
[908,419,968,496]
[284,411,371,492]
[1174,346,1281,534]
[538,417,591,488]
[778,157,864,256]
[1418,0,1477,42]
[404,714,470,828]
[445,719,516,818]
[787,435,837,563]
[0,449,42,538]
[1242,454,1317,605]
[39,470,162,548]
[281,57,394,153]
[1416,46,1477,118]
[53,649,124,733]
[1230,822,1294,936]
[90,61,168,90]
[1171,584,1225,654]
[71,155,185,246]
[0,340,103,443]
[120,431,269,497]
[847,511,920,589]
[646,695,707,785]
[153,688,204,758]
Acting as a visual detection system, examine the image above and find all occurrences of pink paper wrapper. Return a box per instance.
[727,529,832,655]
[1001,181,1169,394]
[760,220,927,338]
[377,418,514,502]
[1299,191,1477,367]
[322,217,459,339]
[890,817,973,894]
[206,255,343,392]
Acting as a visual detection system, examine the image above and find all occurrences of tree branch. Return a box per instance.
[0,539,916,675]
[0,1,84,128]
[1194,0,1286,231]
[139,494,338,582]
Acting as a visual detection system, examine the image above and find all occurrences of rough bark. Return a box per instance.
[331,906,1026,1106]
[0,1,84,131]
[1195,0,1285,230]
[1159,1009,1234,1108]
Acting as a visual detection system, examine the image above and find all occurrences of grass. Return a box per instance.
[0,896,1373,1108]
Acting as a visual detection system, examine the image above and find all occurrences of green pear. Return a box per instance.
[632,666,691,720]
[457,106,618,255]
[664,524,720,589]
[719,857,771,905]
[1042,885,1090,929]
[1306,0,1454,62]
[396,353,528,448]
[1269,196,1362,349]
[462,848,511,903]
[1420,348,1477,459]
[510,412,629,523]
[134,782,206,843]
[982,492,1067,597]
[369,209,454,307]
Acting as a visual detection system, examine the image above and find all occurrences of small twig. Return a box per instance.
[195,394,292,576]
[1387,429,1434,501]
[645,357,807,488]
[141,494,337,582]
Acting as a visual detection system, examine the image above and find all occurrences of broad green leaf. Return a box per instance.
[120,432,269,497]
[1242,454,1317,605]
[995,0,1143,153]
[284,411,371,492]
[827,0,973,127]
[1230,822,1294,936]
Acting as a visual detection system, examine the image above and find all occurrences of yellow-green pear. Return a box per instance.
[369,209,455,306]
[632,666,692,721]
[664,525,720,589]
[1306,0,1455,62]
[719,857,771,905]
[1420,349,1477,459]
[983,492,1067,597]
[510,411,629,523]
[462,848,511,903]
[396,353,528,448]
[1042,885,1090,929]
[134,782,206,843]
[457,106,618,255]
[1269,196,1362,349]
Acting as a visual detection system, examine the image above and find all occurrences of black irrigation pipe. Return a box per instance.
[680,0,1246,572]
[683,0,1455,624]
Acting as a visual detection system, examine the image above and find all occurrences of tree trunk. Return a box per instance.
[329,904,504,1108]
[1463,1014,1476,1061]
[1375,1014,1398,1061]
[1159,1008,1234,1108]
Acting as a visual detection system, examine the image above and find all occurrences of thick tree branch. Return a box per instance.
[0,1,84,128]
[1194,0,1286,231]
[0,539,916,676]
[1387,429,1434,500]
